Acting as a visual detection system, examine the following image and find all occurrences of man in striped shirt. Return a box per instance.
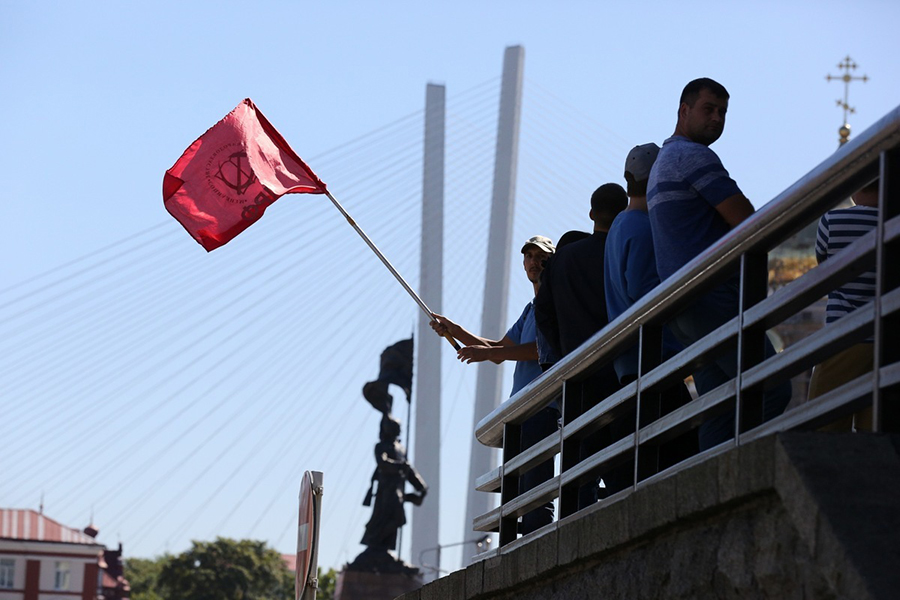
[808,179,879,430]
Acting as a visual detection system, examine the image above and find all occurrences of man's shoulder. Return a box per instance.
[826,205,879,219]
[507,300,535,341]
[820,205,878,240]
[556,232,600,256]
[516,300,534,321]
[614,209,650,227]
[650,135,736,209]
[658,135,721,165]
[549,233,604,278]
[609,211,650,242]
[651,136,718,185]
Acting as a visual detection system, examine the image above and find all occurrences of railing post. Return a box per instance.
[737,251,770,436]
[635,324,664,482]
[498,422,522,546]
[874,148,900,432]
[559,379,581,518]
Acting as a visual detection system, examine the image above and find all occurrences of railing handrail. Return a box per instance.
[476,103,900,448]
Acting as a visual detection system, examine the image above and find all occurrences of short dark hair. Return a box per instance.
[860,178,879,193]
[680,78,729,108]
[557,230,591,249]
[590,183,628,228]
[624,171,649,197]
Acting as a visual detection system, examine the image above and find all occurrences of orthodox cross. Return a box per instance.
[826,56,868,146]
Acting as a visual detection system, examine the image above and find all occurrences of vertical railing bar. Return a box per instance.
[734,253,747,448]
[557,379,566,520]
[557,378,569,520]
[498,420,522,547]
[886,148,900,433]
[873,148,900,433]
[633,325,643,490]
[498,456,506,538]
[499,423,508,546]
[873,156,885,433]
[634,323,663,483]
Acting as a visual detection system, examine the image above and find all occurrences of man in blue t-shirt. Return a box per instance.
[647,78,790,449]
[430,235,554,393]
[430,235,558,534]
[605,142,696,469]
[647,79,753,281]
[605,143,667,382]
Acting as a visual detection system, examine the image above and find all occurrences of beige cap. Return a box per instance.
[521,235,555,254]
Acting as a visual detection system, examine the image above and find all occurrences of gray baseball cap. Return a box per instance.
[521,235,555,254]
[624,143,661,182]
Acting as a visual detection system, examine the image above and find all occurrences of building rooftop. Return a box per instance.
[0,508,99,545]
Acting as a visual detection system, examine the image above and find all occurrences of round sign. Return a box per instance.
[296,471,316,600]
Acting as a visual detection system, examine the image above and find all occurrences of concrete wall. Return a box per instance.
[400,433,900,600]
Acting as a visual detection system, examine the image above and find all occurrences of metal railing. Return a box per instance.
[471,104,900,556]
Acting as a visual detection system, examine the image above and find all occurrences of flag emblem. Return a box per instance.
[209,147,257,198]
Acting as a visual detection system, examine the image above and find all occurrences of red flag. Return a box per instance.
[163,98,327,251]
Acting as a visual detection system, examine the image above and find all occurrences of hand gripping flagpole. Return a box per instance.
[324,190,461,351]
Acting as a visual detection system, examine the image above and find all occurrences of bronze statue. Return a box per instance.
[348,339,427,574]
[361,415,427,548]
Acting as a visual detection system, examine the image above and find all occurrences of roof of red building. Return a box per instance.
[102,571,118,587]
[281,553,297,573]
[0,508,99,545]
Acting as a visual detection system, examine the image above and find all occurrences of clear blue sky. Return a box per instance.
[2,0,898,574]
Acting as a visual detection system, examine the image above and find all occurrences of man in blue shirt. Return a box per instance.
[430,235,557,533]
[605,143,665,383]
[647,78,790,449]
[430,235,554,391]
[647,82,753,282]
[605,143,697,470]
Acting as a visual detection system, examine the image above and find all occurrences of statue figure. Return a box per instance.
[347,339,427,575]
[362,415,427,545]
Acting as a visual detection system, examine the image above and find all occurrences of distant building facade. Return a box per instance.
[768,219,826,403]
[0,509,129,600]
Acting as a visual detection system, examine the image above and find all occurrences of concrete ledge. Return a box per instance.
[776,433,900,600]
[463,558,482,599]
[397,433,900,600]
[420,569,465,600]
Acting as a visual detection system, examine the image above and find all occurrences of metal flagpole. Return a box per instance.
[323,189,461,351]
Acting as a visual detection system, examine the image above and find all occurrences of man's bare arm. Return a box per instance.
[715,193,755,228]
[457,338,538,364]
[430,314,500,347]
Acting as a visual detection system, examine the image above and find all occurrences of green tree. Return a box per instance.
[124,555,168,600]
[157,537,292,600]
[315,567,337,600]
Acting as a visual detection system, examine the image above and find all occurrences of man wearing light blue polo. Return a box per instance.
[647,78,790,449]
